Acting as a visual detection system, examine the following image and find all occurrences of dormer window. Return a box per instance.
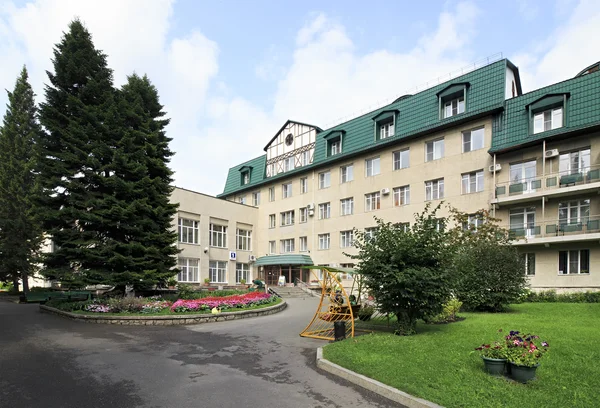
[372,109,399,141]
[242,172,249,185]
[437,82,469,119]
[323,130,345,157]
[526,93,569,135]
[239,165,253,186]
[330,139,341,156]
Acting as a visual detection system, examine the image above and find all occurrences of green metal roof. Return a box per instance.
[219,59,512,197]
[490,70,600,153]
[254,254,314,267]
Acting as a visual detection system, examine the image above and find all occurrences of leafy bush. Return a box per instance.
[522,290,600,303]
[358,305,375,321]
[45,299,92,311]
[453,241,527,312]
[176,284,196,300]
[425,298,463,323]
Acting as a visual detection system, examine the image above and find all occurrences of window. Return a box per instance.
[269,214,276,229]
[462,128,484,152]
[365,157,380,177]
[178,258,199,282]
[280,239,295,253]
[242,172,250,185]
[330,139,341,156]
[252,192,260,206]
[269,241,276,254]
[284,157,295,172]
[510,207,536,238]
[300,177,308,194]
[443,96,465,118]
[299,207,308,223]
[523,253,535,276]
[282,182,292,199]
[364,227,377,241]
[238,196,247,205]
[379,121,394,139]
[340,198,354,216]
[318,233,330,250]
[559,250,590,275]
[463,214,484,231]
[340,164,354,183]
[236,229,251,251]
[301,151,311,166]
[365,192,381,211]
[559,149,590,176]
[534,107,563,134]
[434,218,445,232]
[236,263,250,284]
[340,230,354,248]
[510,160,537,193]
[318,202,331,219]
[178,218,199,244]
[209,224,227,247]
[426,139,444,162]
[461,171,484,194]
[319,171,331,189]
[393,149,409,170]
[299,236,308,252]
[269,187,275,202]
[393,186,410,206]
[397,222,410,232]
[425,179,444,201]
[280,210,294,226]
[559,199,590,225]
[209,260,227,283]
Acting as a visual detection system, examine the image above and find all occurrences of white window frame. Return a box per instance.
[443,96,465,118]
[365,157,381,177]
[318,233,331,250]
[523,253,535,276]
[534,107,563,134]
[425,179,444,201]
[509,207,536,238]
[236,228,252,251]
[299,207,308,223]
[269,214,276,229]
[340,198,354,216]
[365,192,381,212]
[340,230,354,248]
[319,171,331,189]
[299,236,308,252]
[462,128,484,152]
[559,249,590,275]
[330,139,341,155]
[280,239,295,253]
[252,191,260,206]
[209,260,227,283]
[340,164,354,183]
[464,215,484,231]
[558,199,590,225]
[242,172,249,185]
[178,218,199,244]
[559,149,590,176]
[284,157,295,172]
[364,227,377,241]
[280,210,294,226]
[300,177,308,194]
[318,202,331,220]
[178,258,199,282]
[461,171,484,194]
[510,160,537,193]
[425,139,444,162]
[269,187,275,202]
[282,182,292,199]
[301,151,311,167]
[235,263,250,284]
[393,186,410,206]
[238,196,247,205]
[379,121,394,139]
[209,224,227,248]
[269,241,276,254]
[393,149,409,170]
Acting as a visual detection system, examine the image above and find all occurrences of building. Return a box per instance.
[188,58,600,293]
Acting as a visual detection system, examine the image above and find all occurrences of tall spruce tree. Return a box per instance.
[38,20,116,287]
[0,67,44,293]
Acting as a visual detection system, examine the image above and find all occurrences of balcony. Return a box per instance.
[493,165,600,206]
[507,215,600,246]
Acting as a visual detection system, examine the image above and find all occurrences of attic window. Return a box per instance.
[527,93,569,135]
[242,172,250,185]
[322,130,345,157]
[437,83,469,119]
[371,110,398,141]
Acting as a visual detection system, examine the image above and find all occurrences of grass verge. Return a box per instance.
[324,303,600,408]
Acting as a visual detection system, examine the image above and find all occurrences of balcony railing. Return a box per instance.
[506,215,600,240]
[494,164,600,199]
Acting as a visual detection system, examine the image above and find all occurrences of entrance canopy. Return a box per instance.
[254,254,313,267]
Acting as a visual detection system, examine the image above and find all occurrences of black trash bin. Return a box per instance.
[333,320,346,341]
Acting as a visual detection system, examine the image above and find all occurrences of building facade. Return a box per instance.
[174,59,600,293]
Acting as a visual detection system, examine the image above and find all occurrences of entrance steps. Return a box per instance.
[270,286,314,298]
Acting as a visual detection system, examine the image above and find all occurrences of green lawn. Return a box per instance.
[324,303,600,408]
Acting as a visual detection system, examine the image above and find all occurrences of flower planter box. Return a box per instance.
[481,357,506,376]
[509,362,539,383]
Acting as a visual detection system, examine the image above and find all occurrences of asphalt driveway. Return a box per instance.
[0,297,397,407]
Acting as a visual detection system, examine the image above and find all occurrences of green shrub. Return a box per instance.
[425,298,463,323]
[522,290,600,303]
[45,299,92,311]
[176,284,196,299]
[453,242,527,312]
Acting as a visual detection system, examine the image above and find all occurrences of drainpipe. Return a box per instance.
[542,140,546,237]
[492,153,497,217]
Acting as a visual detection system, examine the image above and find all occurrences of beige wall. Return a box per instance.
[171,187,258,285]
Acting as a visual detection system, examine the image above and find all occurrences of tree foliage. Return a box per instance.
[0,67,44,292]
[349,204,453,335]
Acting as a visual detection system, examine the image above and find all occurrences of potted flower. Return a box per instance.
[240,278,247,288]
[505,331,549,383]
[167,277,177,290]
[475,336,507,376]
[204,277,211,286]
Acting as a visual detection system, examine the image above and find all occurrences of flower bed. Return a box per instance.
[171,292,274,312]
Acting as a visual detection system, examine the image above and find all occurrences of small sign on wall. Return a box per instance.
[229,251,237,261]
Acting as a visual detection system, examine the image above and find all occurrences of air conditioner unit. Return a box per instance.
[249,255,257,262]
[545,149,559,159]
[488,164,502,173]
[308,209,315,217]
[306,203,315,210]
[380,188,390,195]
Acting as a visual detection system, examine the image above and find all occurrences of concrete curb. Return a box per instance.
[39,299,286,325]
[316,347,444,408]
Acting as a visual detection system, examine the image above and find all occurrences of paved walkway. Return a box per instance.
[0,298,398,407]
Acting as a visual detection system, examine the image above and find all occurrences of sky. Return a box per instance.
[0,0,599,195]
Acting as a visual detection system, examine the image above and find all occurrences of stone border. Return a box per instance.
[39,299,286,325]
[316,347,443,408]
